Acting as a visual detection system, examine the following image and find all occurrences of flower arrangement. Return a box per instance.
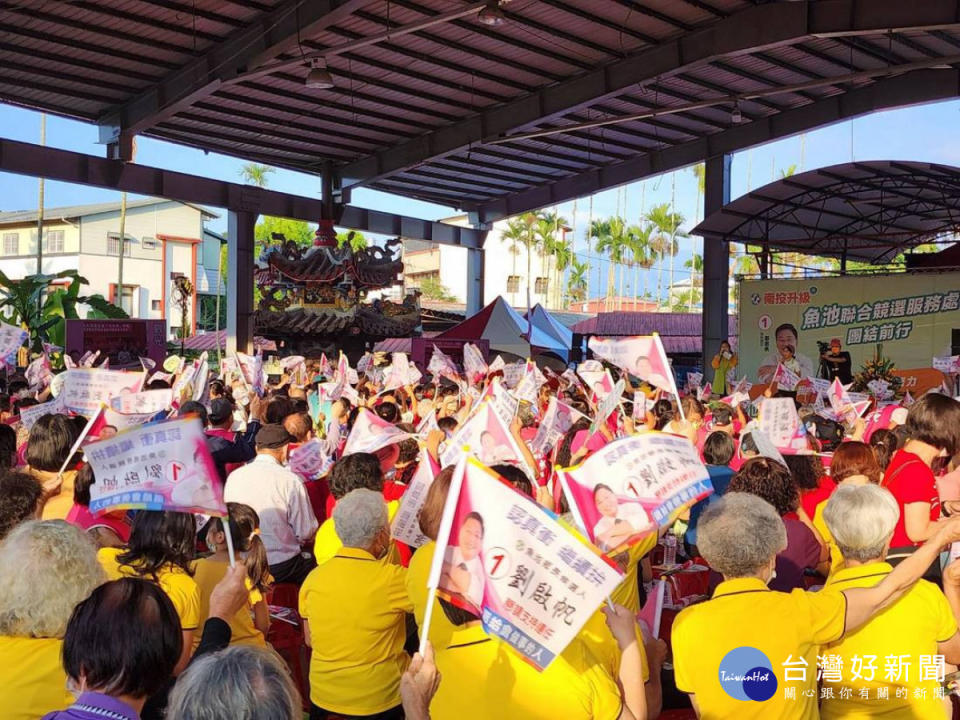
[850,343,903,398]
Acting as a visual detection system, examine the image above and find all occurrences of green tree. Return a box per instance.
[255,217,314,246]
[502,219,526,306]
[240,163,275,187]
[535,210,568,307]
[670,288,703,313]
[684,252,703,312]
[627,221,653,307]
[417,276,457,302]
[519,212,540,310]
[336,230,368,252]
[645,204,684,307]
[567,257,589,302]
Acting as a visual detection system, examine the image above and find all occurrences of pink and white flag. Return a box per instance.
[110,389,174,415]
[440,400,531,478]
[86,416,225,517]
[559,432,712,556]
[319,353,334,377]
[463,343,488,384]
[428,457,623,670]
[25,353,53,390]
[139,356,157,372]
[428,346,460,382]
[758,397,807,452]
[342,408,412,456]
[512,360,539,405]
[391,450,440,548]
[288,437,334,481]
[488,355,506,375]
[771,363,800,391]
[588,335,677,396]
[696,381,712,401]
[530,396,588,456]
[60,368,146,416]
[236,352,264,396]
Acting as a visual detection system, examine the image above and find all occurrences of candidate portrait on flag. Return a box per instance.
[439,510,486,614]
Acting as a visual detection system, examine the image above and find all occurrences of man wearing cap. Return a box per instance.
[822,338,853,384]
[225,423,319,584]
[179,400,260,483]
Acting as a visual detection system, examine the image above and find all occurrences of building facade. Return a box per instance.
[0,198,223,339]
[402,216,565,310]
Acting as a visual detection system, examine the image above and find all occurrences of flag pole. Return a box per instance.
[223,514,237,568]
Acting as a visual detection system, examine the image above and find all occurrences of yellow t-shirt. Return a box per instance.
[431,624,623,720]
[299,546,414,714]
[192,557,266,649]
[577,607,649,682]
[813,498,844,576]
[0,635,72,720]
[405,540,456,650]
[37,469,77,520]
[610,531,657,614]
[314,499,401,565]
[820,561,957,720]
[672,576,846,720]
[98,546,201,631]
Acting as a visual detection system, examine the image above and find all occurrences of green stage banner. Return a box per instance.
[738,273,960,381]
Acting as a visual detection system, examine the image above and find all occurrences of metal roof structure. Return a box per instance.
[5,1,960,225]
[571,311,737,354]
[691,161,960,263]
[0,197,218,224]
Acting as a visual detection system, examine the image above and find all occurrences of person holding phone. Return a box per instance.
[710,340,738,395]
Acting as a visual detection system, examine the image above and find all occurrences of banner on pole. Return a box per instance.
[342,408,412,456]
[390,451,439,548]
[61,369,145,416]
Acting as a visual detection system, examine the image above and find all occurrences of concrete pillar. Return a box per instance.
[702,154,731,372]
[465,247,485,315]
[226,210,256,355]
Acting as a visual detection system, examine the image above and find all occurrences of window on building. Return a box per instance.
[109,284,137,316]
[107,234,133,256]
[151,299,162,312]
[507,275,520,293]
[42,230,64,254]
[2,233,18,256]
[142,236,158,249]
[535,277,549,294]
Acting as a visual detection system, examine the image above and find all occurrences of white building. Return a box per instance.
[402,216,565,310]
[0,198,224,339]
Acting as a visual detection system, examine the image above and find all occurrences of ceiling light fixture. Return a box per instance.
[305,58,334,89]
[731,100,743,124]
[477,0,505,26]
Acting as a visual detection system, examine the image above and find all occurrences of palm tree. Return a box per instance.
[626,222,653,309]
[240,163,274,187]
[502,218,526,306]
[691,163,706,224]
[552,235,573,308]
[645,204,684,308]
[567,257,589,302]
[534,211,568,307]
[588,218,612,309]
[593,217,631,311]
[684,252,703,313]
[520,212,540,313]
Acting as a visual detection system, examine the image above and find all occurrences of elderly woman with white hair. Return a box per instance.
[672,492,960,720]
[819,484,960,719]
[299,488,414,720]
[0,520,105,720]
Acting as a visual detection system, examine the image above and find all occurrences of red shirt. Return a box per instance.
[799,474,836,520]
[883,449,938,547]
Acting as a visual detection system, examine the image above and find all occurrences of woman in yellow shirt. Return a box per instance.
[193,502,270,649]
[98,510,200,675]
[812,441,882,577]
[0,520,105,720]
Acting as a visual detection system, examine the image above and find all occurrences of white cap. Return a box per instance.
[890,407,908,426]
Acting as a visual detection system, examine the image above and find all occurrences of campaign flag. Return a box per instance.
[696,381,712,402]
[63,354,78,369]
[771,363,801,391]
[530,397,588,456]
[60,368,146,416]
[903,391,915,407]
[110,389,174,415]
[827,378,871,424]
[150,371,173,386]
[586,369,616,408]
[558,432,712,556]
[343,408,412,456]
[933,355,960,374]
[219,357,239,379]
[428,347,459,381]
[0,320,27,366]
[488,355,506,375]
[428,458,623,670]
[80,350,101,368]
[560,368,584,393]
[588,335,677,396]
[592,378,625,431]
[440,400,530,476]
[288,438,333,481]
[42,341,61,355]
[20,396,65,430]
[808,377,831,398]
[632,392,648,420]
[487,378,519,430]
[720,390,751,409]
[744,425,788,468]
[733,377,753,395]
[867,379,892,400]
[513,360,539,405]
[758,397,807,452]
[139,356,156,372]
[391,450,439,548]
[319,353,334,377]
[103,407,163,433]
[417,409,440,437]
[86,416,225,516]
[25,353,53,390]
[192,352,210,403]
[686,372,703,391]
[463,343,488,384]
[827,378,850,412]
[500,361,526,389]
[236,352,264,396]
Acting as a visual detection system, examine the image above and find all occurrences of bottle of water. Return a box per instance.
[663,534,677,566]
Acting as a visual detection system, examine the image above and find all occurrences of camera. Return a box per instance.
[816,340,830,354]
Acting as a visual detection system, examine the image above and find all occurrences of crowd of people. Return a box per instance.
[1,341,960,720]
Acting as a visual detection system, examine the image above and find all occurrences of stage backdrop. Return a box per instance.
[738,273,960,381]
[66,319,166,370]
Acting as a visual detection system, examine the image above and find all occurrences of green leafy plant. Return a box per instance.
[0,270,127,358]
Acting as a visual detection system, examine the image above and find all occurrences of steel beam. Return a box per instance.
[469,69,960,223]
[98,0,369,139]
[339,0,960,190]
[226,210,255,355]
[465,247,485,315]
[702,154,731,373]
[0,137,486,248]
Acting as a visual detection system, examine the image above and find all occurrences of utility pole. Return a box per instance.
[36,114,45,275]
[117,192,127,313]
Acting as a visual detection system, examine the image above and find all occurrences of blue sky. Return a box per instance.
[2,98,959,301]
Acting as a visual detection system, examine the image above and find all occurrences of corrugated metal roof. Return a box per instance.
[572,312,737,338]
[2,1,960,218]
[0,197,218,225]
